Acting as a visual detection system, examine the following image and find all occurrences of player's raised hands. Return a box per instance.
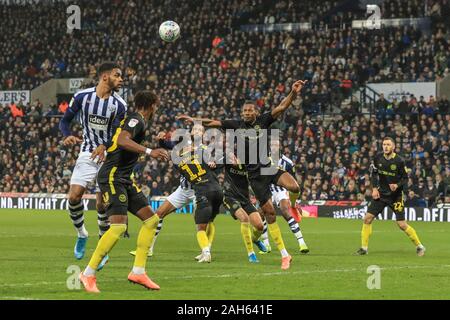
[292,80,307,94]
[63,135,82,146]
[150,148,170,161]
[176,114,194,123]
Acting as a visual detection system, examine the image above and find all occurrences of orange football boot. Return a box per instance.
[128,272,160,290]
[79,273,100,293]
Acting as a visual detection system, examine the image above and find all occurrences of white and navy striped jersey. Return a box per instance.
[180,175,192,190]
[60,86,127,153]
[270,155,295,193]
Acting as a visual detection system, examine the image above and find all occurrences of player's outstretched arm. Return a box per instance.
[117,130,169,161]
[60,109,82,146]
[177,114,222,127]
[271,80,307,119]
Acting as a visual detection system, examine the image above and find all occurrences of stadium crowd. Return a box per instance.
[1,97,448,206]
[0,0,449,206]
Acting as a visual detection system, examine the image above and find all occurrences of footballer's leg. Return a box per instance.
[275,171,301,218]
[356,213,376,255]
[248,210,268,257]
[95,192,110,270]
[206,221,216,251]
[243,201,268,254]
[195,191,221,263]
[260,199,292,270]
[258,209,271,253]
[80,214,127,293]
[129,200,176,257]
[356,198,385,255]
[397,220,425,256]
[392,198,425,256]
[196,222,211,263]
[278,198,309,254]
[68,184,89,260]
[234,208,258,262]
[128,205,161,290]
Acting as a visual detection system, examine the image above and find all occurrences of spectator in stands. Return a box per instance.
[397,96,410,114]
[437,96,449,114]
[58,101,69,114]
[150,181,162,196]
[9,103,24,118]
[406,190,426,207]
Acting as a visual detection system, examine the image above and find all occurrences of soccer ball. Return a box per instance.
[159,21,180,43]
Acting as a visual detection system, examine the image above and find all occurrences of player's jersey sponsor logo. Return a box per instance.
[128,118,139,128]
[119,194,127,202]
[88,114,109,130]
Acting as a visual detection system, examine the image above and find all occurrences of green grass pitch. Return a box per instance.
[0,209,449,300]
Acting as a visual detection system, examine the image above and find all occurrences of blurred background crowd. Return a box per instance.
[0,0,449,206]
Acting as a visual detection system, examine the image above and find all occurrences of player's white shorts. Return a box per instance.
[167,186,196,209]
[70,151,101,191]
[271,187,289,207]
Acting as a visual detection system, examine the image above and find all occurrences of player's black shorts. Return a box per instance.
[194,189,224,224]
[223,191,258,220]
[98,181,148,216]
[367,192,405,221]
[248,169,285,205]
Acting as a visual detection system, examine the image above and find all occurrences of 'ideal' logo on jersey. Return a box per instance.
[88,115,109,129]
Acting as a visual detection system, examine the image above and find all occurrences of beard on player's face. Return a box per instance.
[108,77,122,92]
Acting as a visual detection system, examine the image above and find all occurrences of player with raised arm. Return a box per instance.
[178,80,307,269]
[356,137,426,256]
[59,62,127,268]
[79,90,170,293]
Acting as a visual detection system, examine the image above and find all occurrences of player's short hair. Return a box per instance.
[98,62,120,76]
[383,136,395,144]
[134,90,159,110]
[243,100,256,107]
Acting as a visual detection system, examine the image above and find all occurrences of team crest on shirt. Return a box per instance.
[390,164,397,170]
[108,104,116,113]
[119,194,127,202]
[128,118,139,128]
